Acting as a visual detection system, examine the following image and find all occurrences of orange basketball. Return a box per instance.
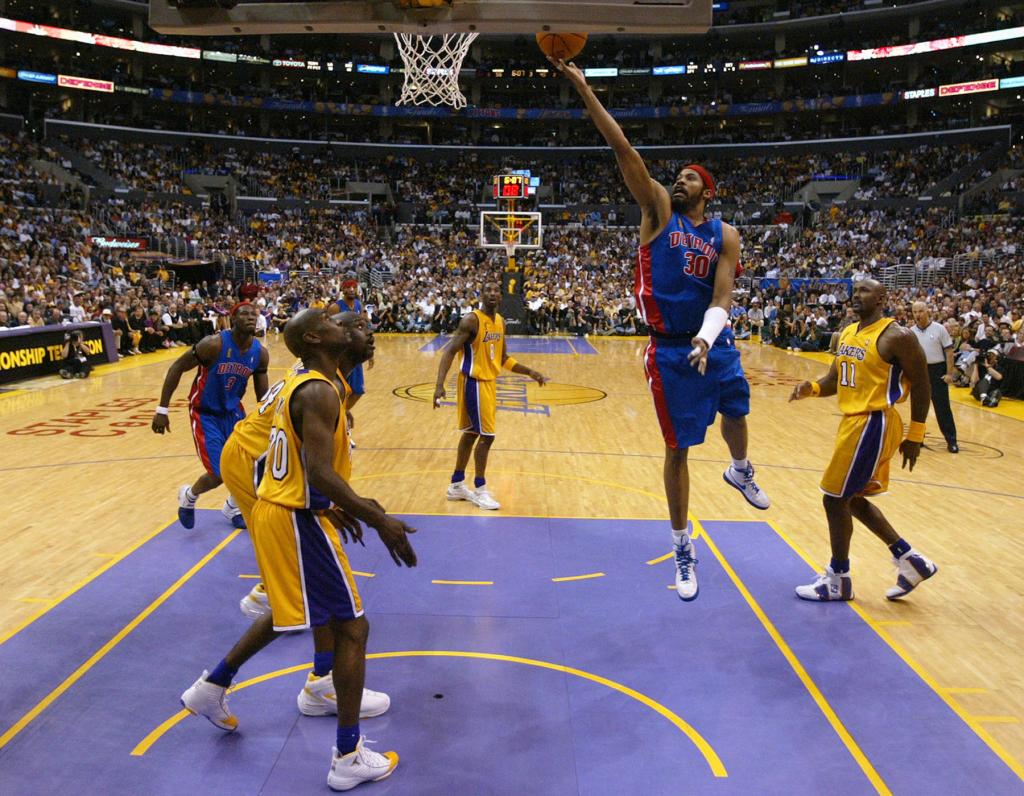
[535,32,588,61]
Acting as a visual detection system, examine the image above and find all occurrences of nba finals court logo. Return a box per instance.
[394,374,605,416]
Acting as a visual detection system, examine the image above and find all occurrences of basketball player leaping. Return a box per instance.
[790,279,938,601]
[554,58,769,602]
[152,302,269,530]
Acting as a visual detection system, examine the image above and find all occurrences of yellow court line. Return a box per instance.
[765,519,1024,782]
[647,552,673,565]
[132,650,728,777]
[0,530,242,752]
[0,517,179,647]
[695,516,891,795]
[972,716,1021,724]
[238,574,261,579]
[551,572,605,582]
[431,580,493,586]
[0,388,27,400]
[940,687,990,695]
[393,509,665,522]
[351,570,375,578]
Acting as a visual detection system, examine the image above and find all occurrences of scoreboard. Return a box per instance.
[492,171,539,200]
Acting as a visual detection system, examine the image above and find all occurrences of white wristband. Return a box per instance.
[155,406,169,415]
[695,306,728,347]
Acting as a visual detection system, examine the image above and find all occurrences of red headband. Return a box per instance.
[341,279,358,289]
[683,164,716,198]
[230,301,252,316]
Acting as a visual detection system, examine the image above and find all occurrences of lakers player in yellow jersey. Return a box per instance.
[433,280,548,510]
[790,280,939,601]
[181,310,417,792]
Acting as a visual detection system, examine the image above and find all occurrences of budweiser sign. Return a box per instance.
[90,236,148,250]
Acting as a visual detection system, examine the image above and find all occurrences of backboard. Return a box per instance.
[480,211,542,252]
[148,0,712,36]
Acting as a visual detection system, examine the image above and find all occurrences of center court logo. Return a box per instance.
[394,374,606,416]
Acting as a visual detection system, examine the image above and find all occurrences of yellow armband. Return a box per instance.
[503,356,519,371]
[809,381,821,397]
[906,421,926,443]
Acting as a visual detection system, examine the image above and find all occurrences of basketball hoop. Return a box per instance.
[503,241,517,260]
[393,32,478,108]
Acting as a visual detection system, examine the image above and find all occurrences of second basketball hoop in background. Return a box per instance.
[535,32,588,60]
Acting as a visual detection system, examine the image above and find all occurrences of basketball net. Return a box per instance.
[393,32,479,108]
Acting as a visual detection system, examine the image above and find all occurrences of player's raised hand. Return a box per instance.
[789,381,815,401]
[432,385,446,408]
[373,516,418,567]
[548,57,586,89]
[899,439,921,472]
[687,339,710,375]
[151,412,170,434]
[324,506,364,546]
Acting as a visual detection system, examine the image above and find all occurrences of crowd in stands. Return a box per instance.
[2,126,1022,402]
[43,134,995,210]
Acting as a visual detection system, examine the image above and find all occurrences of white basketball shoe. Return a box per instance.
[446,481,475,502]
[795,566,854,601]
[886,550,938,600]
[239,583,270,620]
[297,672,391,719]
[180,671,237,731]
[674,540,699,601]
[470,487,500,511]
[327,737,399,792]
[723,463,771,510]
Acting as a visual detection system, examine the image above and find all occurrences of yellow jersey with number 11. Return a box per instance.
[834,317,909,416]
[256,369,351,510]
[461,309,505,382]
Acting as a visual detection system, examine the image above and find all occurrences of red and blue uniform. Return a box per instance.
[334,296,366,396]
[188,330,263,476]
[636,214,750,449]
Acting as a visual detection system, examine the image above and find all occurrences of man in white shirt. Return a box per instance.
[911,301,958,453]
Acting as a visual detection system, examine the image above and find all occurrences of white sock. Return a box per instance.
[731,458,750,471]
[185,487,197,503]
[672,523,692,548]
[225,494,238,510]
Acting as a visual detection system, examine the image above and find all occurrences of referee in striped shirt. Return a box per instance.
[911,302,959,453]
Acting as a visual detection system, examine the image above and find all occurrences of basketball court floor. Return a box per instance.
[1,335,1021,794]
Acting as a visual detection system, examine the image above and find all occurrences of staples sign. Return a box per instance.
[938,79,998,96]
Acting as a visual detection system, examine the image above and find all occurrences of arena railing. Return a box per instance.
[44,119,1012,162]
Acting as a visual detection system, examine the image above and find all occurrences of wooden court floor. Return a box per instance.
[1,334,1022,772]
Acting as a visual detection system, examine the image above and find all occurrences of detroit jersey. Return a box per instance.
[834,317,909,416]
[257,370,351,510]
[637,215,729,341]
[190,330,262,416]
[461,309,505,381]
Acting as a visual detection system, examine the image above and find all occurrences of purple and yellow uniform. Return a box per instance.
[821,317,908,498]
[250,370,360,631]
[456,309,505,437]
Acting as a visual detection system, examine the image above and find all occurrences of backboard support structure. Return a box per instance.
[148,0,712,36]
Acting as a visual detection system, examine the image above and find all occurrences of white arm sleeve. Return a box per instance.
[695,306,729,346]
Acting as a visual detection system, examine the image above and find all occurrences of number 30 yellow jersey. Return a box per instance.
[460,309,505,382]
[256,369,351,510]
[834,317,909,416]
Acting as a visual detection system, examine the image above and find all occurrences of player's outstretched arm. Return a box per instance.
[151,333,220,433]
[499,338,547,385]
[433,313,479,407]
[549,57,666,214]
[790,358,839,401]
[883,326,931,471]
[295,381,417,566]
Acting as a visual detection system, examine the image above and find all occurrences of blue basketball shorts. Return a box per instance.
[643,337,750,449]
[190,409,244,477]
[346,363,365,396]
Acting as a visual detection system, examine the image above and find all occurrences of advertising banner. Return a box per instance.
[0,322,116,384]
